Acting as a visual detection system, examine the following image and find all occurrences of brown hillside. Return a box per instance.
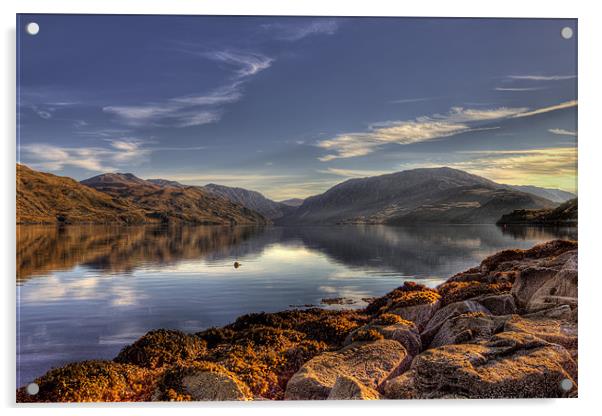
[17,164,147,225]
[81,173,268,225]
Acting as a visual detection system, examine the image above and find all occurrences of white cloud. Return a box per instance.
[104,50,272,128]
[390,97,435,104]
[103,85,238,127]
[315,101,578,162]
[203,51,273,78]
[494,87,545,91]
[316,106,526,162]
[507,75,576,81]
[21,139,152,173]
[549,128,577,136]
[513,100,577,118]
[263,19,339,41]
[319,168,392,178]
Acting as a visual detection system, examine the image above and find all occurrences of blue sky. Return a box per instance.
[17,15,577,200]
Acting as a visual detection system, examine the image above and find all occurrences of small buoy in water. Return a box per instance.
[233,261,241,269]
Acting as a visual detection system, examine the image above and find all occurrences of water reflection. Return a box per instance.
[17,224,575,385]
[18,224,577,282]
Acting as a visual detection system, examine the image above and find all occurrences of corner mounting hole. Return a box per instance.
[561,27,573,40]
[26,382,39,395]
[26,22,40,36]
[560,378,573,392]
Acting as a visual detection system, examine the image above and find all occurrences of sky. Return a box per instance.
[17,15,577,200]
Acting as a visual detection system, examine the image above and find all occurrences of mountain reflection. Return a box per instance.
[17,224,576,282]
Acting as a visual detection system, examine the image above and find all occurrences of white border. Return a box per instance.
[2,1,601,415]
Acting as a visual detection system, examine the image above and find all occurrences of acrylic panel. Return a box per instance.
[16,14,578,402]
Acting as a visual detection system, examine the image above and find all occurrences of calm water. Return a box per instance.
[16,224,576,385]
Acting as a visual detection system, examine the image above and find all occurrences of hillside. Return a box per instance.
[203,183,293,220]
[279,167,557,225]
[81,173,269,225]
[280,198,304,207]
[503,185,575,203]
[497,198,577,225]
[16,164,147,224]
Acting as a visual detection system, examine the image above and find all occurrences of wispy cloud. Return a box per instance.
[506,75,576,81]
[316,106,526,162]
[494,87,545,92]
[21,139,151,172]
[319,168,392,178]
[103,83,241,127]
[20,139,207,173]
[447,147,577,192]
[549,128,577,136]
[262,19,340,41]
[513,100,577,118]
[390,97,436,104]
[104,48,273,128]
[203,51,273,78]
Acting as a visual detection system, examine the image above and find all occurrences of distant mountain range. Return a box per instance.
[17,164,268,225]
[497,198,577,225]
[502,185,575,203]
[279,167,558,225]
[203,183,294,220]
[17,164,573,225]
[279,198,305,207]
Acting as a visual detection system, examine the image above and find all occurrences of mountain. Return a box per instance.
[81,173,268,225]
[279,167,557,225]
[203,183,293,220]
[16,164,147,224]
[280,198,304,207]
[147,178,187,188]
[503,185,576,203]
[497,198,577,225]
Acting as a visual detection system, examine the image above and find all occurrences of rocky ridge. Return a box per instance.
[17,240,578,402]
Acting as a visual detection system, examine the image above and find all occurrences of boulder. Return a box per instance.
[511,251,577,312]
[411,331,577,398]
[327,375,380,400]
[383,370,418,400]
[155,362,251,401]
[344,320,421,357]
[429,312,506,348]
[504,315,577,353]
[115,329,205,369]
[474,293,517,315]
[389,301,441,331]
[284,340,411,400]
[420,300,490,346]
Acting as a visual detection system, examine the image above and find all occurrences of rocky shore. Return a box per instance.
[17,240,578,402]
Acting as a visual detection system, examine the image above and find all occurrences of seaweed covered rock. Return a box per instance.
[438,280,512,306]
[512,250,577,312]
[284,340,411,400]
[153,361,252,401]
[366,282,441,330]
[428,312,506,348]
[115,329,206,369]
[420,300,490,346]
[410,331,577,398]
[344,318,421,357]
[473,293,517,315]
[504,315,578,355]
[327,375,380,400]
[17,360,153,402]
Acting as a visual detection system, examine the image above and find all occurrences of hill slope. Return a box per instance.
[279,167,556,225]
[497,198,577,225]
[17,164,147,224]
[81,173,268,225]
[503,185,575,203]
[203,183,293,220]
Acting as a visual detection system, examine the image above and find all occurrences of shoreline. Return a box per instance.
[17,239,578,402]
